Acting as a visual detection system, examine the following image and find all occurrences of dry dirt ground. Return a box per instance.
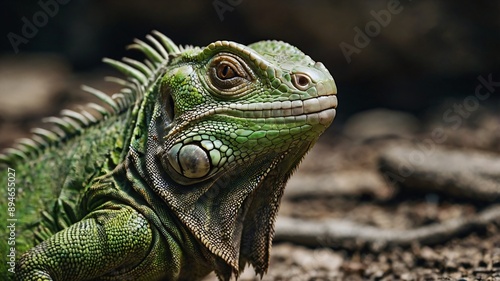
[1,57,499,281]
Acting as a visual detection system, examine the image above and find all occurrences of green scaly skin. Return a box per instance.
[0,31,337,280]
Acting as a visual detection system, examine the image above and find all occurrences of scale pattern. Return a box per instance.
[0,31,337,281]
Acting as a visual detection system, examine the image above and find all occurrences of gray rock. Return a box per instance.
[343,109,420,140]
[379,143,500,202]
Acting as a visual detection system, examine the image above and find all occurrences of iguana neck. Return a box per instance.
[123,92,309,277]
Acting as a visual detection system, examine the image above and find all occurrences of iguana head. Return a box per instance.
[134,38,337,278]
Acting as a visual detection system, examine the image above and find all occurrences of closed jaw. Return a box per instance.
[221,95,337,122]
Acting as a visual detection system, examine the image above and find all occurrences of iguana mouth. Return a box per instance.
[166,93,337,139]
[219,94,337,125]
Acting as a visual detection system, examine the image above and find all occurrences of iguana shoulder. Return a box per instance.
[0,31,179,277]
[0,30,176,248]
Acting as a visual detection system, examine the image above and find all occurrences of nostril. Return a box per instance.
[292,73,312,91]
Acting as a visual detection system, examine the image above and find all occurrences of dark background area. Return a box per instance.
[1,0,499,128]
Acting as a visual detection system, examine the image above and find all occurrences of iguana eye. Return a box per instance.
[216,63,236,79]
[207,53,254,96]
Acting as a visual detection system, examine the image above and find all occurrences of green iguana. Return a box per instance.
[0,31,337,280]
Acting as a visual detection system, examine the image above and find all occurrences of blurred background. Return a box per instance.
[0,0,499,147]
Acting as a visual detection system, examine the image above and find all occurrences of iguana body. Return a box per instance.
[0,31,337,280]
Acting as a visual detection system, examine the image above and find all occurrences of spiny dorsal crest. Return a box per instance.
[0,31,181,164]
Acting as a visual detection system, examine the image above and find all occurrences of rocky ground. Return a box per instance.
[1,56,499,281]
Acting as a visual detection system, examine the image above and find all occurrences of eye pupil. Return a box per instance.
[222,66,229,76]
[217,63,236,79]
